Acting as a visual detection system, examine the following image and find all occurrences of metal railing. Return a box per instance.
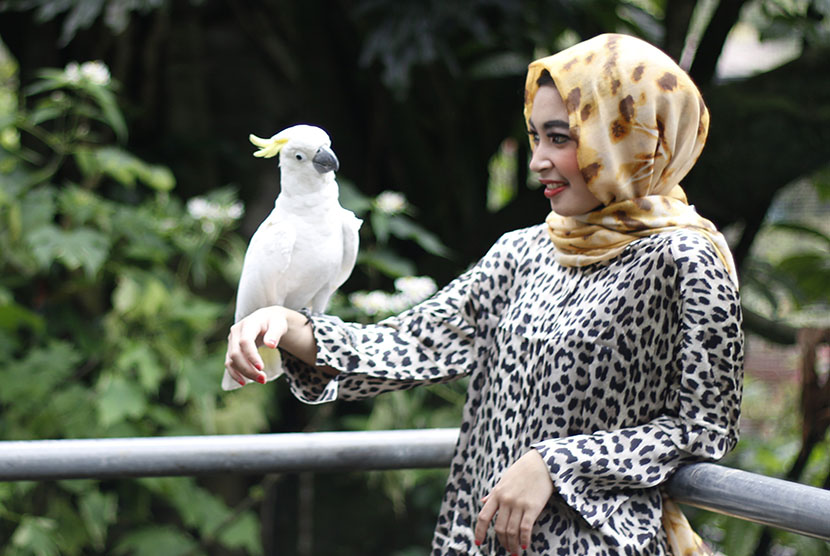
[1,428,829,541]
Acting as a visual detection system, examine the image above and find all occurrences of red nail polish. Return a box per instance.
[256,374,266,384]
[474,539,481,546]
[237,378,246,386]
[522,545,528,550]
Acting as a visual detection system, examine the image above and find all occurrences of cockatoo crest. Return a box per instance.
[249,133,290,158]
[249,125,339,189]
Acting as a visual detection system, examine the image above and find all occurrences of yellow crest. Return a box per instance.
[249,133,290,159]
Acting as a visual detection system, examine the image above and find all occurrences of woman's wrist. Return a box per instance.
[280,308,337,376]
[277,308,315,363]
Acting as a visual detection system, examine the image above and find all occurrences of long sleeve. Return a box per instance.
[531,232,743,528]
[281,231,522,404]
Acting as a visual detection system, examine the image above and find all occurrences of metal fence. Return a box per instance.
[1,428,829,541]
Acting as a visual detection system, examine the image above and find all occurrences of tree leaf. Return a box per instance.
[0,303,45,334]
[11,516,62,556]
[769,221,830,247]
[114,525,199,556]
[79,490,118,550]
[776,252,830,307]
[96,376,147,428]
[358,249,416,278]
[0,341,81,407]
[85,84,127,142]
[20,186,56,230]
[219,511,263,555]
[74,146,174,191]
[26,224,111,276]
[136,163,175,192]
[371,211,391,244]
[116,341,164,393]
[387,216,451,257]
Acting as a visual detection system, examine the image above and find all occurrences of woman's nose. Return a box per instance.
[529,146,551,172]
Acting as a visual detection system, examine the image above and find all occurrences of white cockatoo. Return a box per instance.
[222,124,361,391]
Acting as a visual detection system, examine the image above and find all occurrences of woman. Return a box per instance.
[225,33,743,555]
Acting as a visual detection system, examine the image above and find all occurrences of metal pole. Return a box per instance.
[2,429,830,541]
[666,462,830,541]
[0,428,459,480]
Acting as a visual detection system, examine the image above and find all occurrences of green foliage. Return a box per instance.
[340,182,451,282]
[754,0,830,46]
[742,174,830,323]
[0,0,168,47]
[0,48,263,553]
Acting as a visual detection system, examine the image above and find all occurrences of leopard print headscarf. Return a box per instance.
[524,33,737,285]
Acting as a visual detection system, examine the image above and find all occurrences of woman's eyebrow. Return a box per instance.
[542,119,569,130]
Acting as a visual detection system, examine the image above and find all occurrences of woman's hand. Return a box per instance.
[224,306,290,385]
[474,449,554,555]
[225,306,326,385]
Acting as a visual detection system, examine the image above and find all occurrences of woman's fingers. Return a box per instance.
[474,496,497,547]
[223,361,247,387]
[519,511,536,552]
[261,310,288,348]
[495,503,524,555]
[476,498,526,555]
[225,307,287,384]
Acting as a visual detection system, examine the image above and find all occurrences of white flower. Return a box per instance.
[394,276,437,304]
[80,61,111,85]
[350,276,437,317]
[187,197,244,233]
[64,62,81,83]
[350,291,404,316]
[64,61,111,86]
[187,198,213,220]
[375,191,407,215]
[227,202,244,219]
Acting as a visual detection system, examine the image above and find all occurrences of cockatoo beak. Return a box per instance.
[312,146,339,174]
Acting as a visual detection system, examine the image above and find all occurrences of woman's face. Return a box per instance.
[528,85,602,216]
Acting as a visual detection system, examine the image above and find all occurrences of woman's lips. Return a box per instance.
[542,181,567,199]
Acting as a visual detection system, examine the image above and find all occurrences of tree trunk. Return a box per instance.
[689,0,748,85]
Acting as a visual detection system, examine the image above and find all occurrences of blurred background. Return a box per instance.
[0,0,828,554]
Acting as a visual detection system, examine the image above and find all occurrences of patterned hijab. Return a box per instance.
[524,34,737,285]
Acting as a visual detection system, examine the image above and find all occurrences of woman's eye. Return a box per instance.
[547,133,571,145]
[528,131,540,145]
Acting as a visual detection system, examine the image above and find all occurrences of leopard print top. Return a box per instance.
[283,225,743,555]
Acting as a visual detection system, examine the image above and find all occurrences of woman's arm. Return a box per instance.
[276,230,528,405]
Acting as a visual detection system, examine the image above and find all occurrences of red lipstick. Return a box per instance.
[541,180,567,199]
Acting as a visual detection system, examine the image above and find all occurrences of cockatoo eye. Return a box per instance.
[295,153,305,161]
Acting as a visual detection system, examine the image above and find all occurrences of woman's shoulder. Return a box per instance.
[636,229,720,260]
[492,223,549,252]
[633,229,732,284]
[468,224,551,277]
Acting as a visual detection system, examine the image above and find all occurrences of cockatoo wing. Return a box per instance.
[337,210,362,289]
[307,209,361,313]
[222,216,296,391]
[233,216,296,322]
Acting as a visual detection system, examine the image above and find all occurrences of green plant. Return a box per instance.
[0,47,263,554]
